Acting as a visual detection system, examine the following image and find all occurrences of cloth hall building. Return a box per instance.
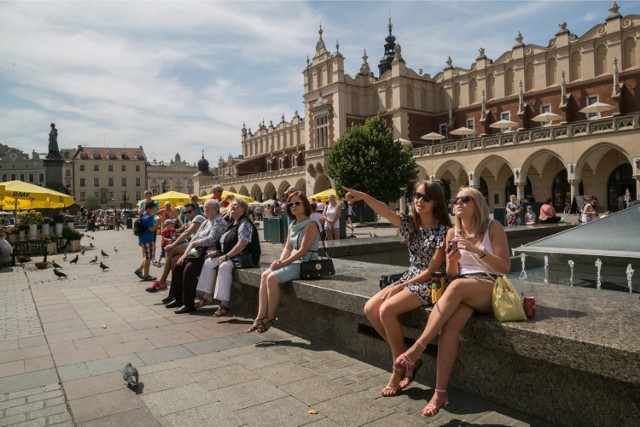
[197,2,640,213]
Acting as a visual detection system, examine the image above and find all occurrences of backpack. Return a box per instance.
[133,215,145,236]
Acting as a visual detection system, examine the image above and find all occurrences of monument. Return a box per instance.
[43,123,70,195]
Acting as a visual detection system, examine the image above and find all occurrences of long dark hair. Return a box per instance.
[411,180,452,228]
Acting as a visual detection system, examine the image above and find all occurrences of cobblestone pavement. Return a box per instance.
[0,228,553,426]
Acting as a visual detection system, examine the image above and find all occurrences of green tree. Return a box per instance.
[84,196,100,210]
[327,115,417,203]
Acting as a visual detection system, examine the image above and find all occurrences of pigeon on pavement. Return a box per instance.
[53,269,68,279]
[122,363,139,387]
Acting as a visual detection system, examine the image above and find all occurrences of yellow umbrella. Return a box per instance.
[308,188,337,202]
[0,180,74,209]
[151,191,192,207]
[199,190,254,203]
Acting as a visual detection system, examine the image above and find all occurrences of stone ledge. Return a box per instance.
[232,254,640,426]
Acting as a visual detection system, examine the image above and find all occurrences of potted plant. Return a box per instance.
[62,226,83,252]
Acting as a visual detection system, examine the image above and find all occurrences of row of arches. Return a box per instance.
[417,144,636,212]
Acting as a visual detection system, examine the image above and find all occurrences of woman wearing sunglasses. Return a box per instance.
[249,191,320,333]
[395,187,510,417]
[343,181,451,398]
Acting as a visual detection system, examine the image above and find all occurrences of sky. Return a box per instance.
[1,0,638,167]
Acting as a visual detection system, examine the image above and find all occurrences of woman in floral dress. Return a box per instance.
[344,181,451,397]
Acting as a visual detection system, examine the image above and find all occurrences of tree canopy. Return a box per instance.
[327,115,417,203]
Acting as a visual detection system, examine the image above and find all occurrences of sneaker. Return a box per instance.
[134,269,143,279]
[141,275,157,282]
[145,281,167,293]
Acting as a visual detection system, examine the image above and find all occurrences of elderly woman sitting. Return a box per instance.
[194,198,261,316]
[164,199,228,314]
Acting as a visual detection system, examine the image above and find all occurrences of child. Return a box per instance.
[525,205,537,225]
[158,220,176,268]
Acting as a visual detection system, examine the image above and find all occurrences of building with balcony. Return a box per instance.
[147,153,197,196]
[71,146,147,209]
[200,2,640,212]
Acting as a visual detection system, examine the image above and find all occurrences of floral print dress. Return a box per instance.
[391,215,449,305]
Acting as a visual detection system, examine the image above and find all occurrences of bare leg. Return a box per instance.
[397,278,492,367]
[421,303,473,416]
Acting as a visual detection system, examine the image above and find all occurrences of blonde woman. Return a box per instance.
[395,187,510,417]
[346,181,451,397]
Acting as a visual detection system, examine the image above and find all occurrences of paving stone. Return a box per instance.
[136,345,194,365]
[211,378,288,411]
[57,363,91,382]
[0,369,59,394]
[140,383,217,417]
[196,363,260,391]
[253,361,317,386]
[84,353,145,376]
[181,337,237,355]
[159,401,244,427]
[279,375,351,406]
[69,389,145,423]
[236,395,324,427]
[76,407,161,427]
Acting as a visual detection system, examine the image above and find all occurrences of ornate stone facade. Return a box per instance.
[201,3,640,212]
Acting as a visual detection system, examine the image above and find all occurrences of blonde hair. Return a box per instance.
[453,187,490,237]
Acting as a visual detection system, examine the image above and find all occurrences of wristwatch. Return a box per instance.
[478,246,488,259]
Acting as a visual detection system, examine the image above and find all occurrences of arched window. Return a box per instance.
[525,62,535,91]
[504,68,514,96]
[623,37,637,69]
[546,57,557,86]
[469,78,477,104]
[595,44,608,75]
[486,73,495,99]
[570,51,582,81]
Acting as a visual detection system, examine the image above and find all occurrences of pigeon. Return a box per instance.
[52,260,63,269]
[101,250,109,257]
[81,249,86,255]
[89,243,94,248]
[100,262,109,271]
[69,255,79,264]
[89,256,98,264]
[53,269,67,279]
[122,362,138,387]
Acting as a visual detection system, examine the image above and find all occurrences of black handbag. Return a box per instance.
[379,271,406,289]
[231,251,254,268]
[185,246,206,261]
[299,221,335,279]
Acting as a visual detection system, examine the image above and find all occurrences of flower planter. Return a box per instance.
[41,224,50,237]
[29,224,38,240]
[68,240,81,252]
[55,223,63,237]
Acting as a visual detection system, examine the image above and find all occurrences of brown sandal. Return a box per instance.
[194,297,213,308]
[213,304,231,317]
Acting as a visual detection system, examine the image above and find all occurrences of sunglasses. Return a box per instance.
[452,195,472,204]
[184,210,194,214]
[413,192,432,203]
[287,201,303,207]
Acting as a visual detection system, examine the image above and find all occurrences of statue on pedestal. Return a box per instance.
[46,123,62,160]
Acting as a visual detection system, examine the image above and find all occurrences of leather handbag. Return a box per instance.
[185,246,206,261]
[379,272,406,289]
[299,221,335,279]
[231,252,254,269]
